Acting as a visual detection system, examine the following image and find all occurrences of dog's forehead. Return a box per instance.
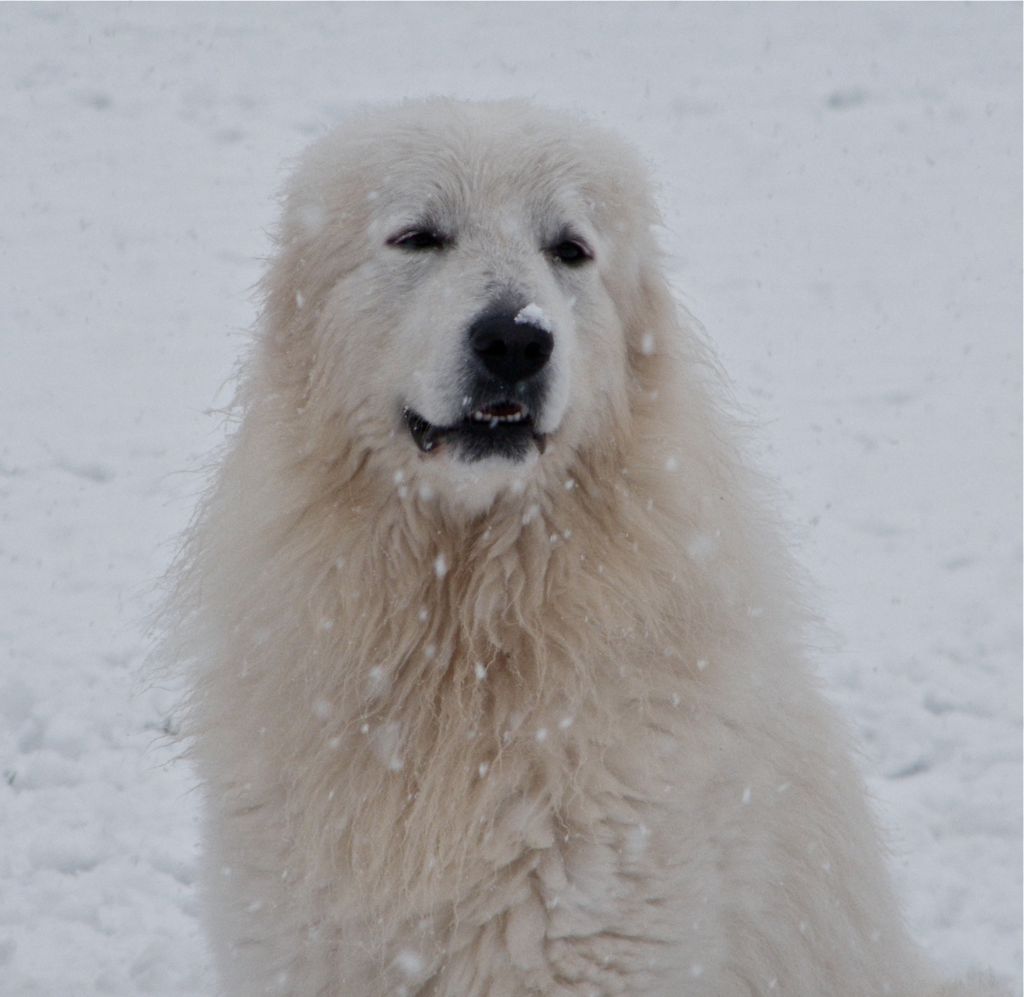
[291,106,654,251]
[367,146,595,232]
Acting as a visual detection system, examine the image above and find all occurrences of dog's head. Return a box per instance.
[265,100,664,510]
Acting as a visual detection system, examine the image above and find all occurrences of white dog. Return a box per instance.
[168,100,1002,996]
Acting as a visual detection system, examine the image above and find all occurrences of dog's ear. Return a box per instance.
[619,244,726,459]
[623,249,688,394]
[259,184,334,355]
[259,131,367,358]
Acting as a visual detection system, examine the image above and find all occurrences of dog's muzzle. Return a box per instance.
[404,307,553,462]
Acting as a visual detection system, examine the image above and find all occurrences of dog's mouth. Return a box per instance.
[404,402,547,461]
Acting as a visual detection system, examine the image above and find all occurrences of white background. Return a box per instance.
[1,5,1019,994]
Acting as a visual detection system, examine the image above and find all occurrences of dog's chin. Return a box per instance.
[401,405,549,515]
[404,407,548,464]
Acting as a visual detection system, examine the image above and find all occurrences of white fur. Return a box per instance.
[166,100,1003,996]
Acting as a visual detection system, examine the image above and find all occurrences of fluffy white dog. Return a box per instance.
[168,100,1002,996]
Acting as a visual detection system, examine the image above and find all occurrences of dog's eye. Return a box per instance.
[548,239,593,267]
[388,229,448,252]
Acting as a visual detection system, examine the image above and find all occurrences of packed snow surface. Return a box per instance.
[1,5,1019,994]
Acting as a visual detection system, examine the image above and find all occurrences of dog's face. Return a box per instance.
[278,103,655,509]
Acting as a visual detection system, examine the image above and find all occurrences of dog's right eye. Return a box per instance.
[388,229,448,252]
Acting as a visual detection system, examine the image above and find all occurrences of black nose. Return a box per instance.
[469,311,554,383]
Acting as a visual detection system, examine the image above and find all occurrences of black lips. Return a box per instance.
[403,405,547,462]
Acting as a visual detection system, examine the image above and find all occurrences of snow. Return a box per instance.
[0,4,1018,995]
[394,948,424,979]
[433,553,448,579]
[515,303,554,333]
[686,532,718,564]
[370,723,404,774]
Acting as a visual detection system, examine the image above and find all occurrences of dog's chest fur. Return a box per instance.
[198,452,776,993]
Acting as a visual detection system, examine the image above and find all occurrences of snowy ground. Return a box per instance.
[1,5,1019,995]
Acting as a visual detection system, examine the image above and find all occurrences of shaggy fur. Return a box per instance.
[167,100,1002,996]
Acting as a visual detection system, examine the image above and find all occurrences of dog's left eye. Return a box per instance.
[388,229,448,252]
[548,239,593,267]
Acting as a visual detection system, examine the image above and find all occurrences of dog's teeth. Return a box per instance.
[470,407,527,425]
